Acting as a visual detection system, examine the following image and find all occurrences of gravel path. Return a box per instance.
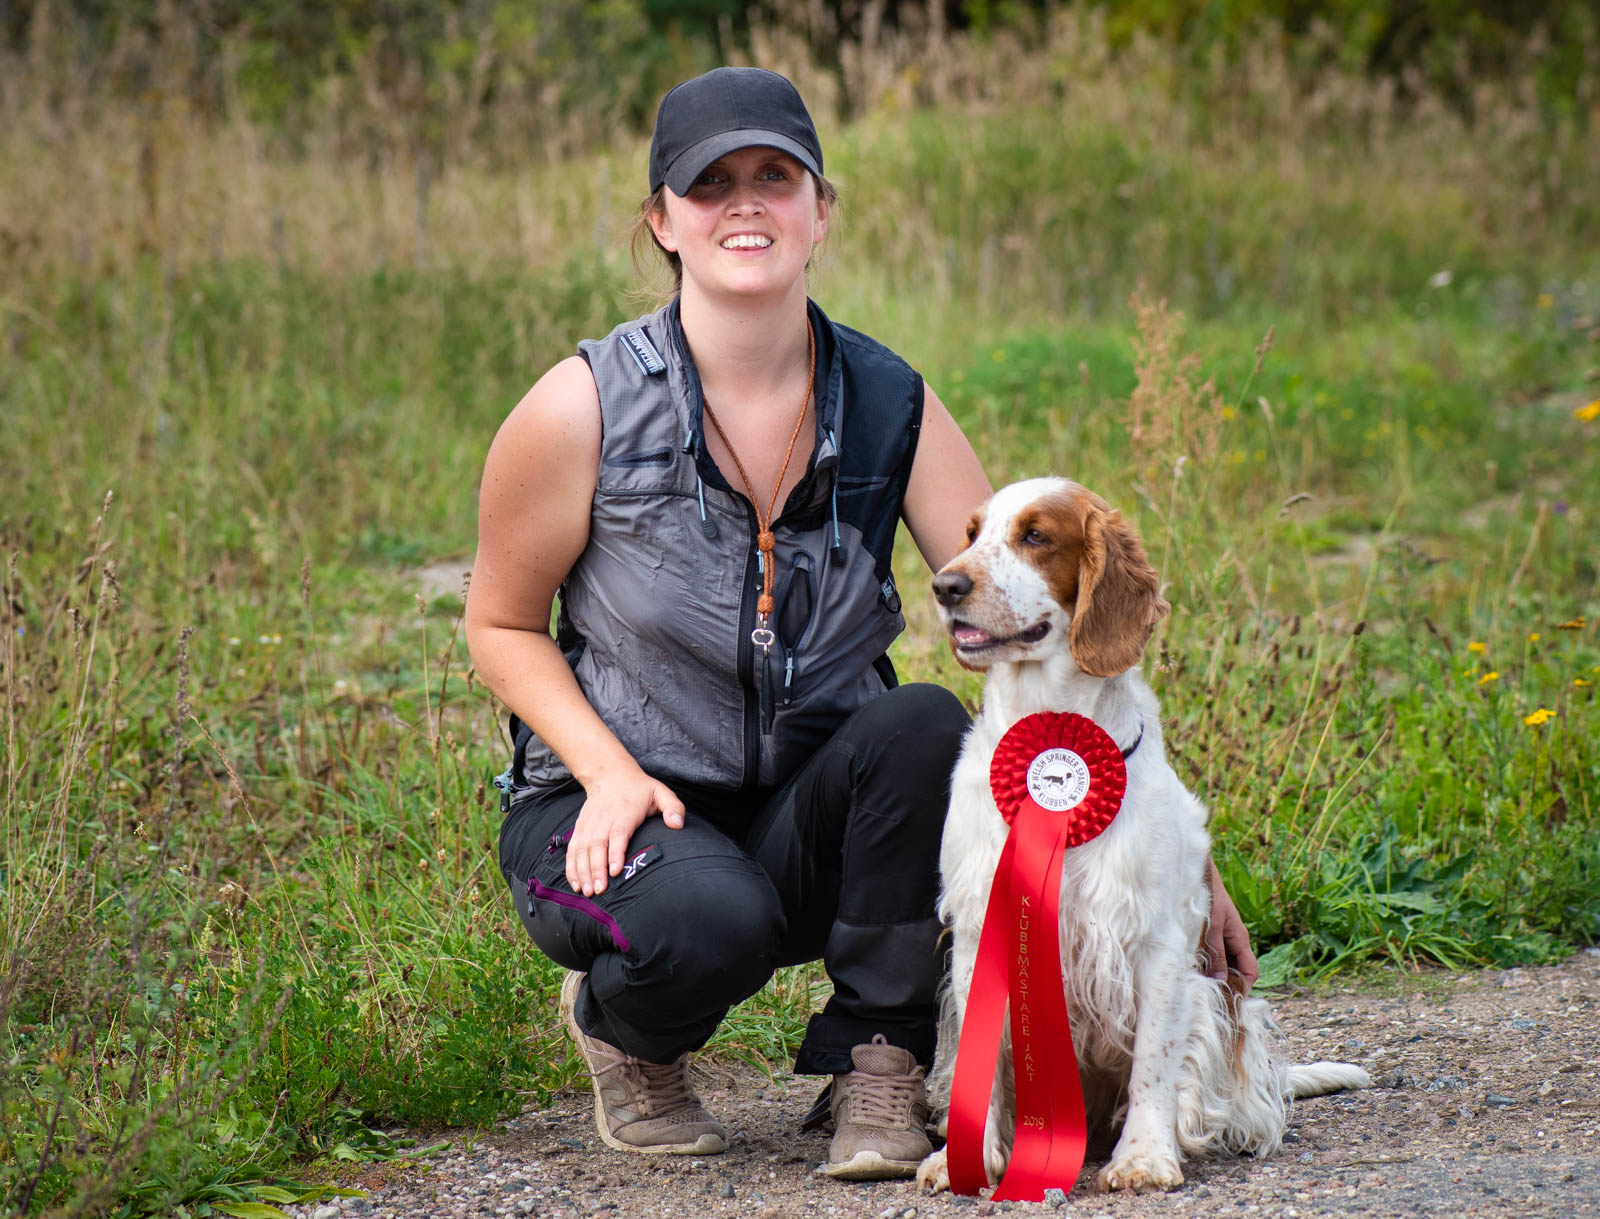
[312,951,1600,1219]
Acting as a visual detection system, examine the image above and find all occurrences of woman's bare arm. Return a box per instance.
[902,383,993,571]
[466,357,684,897]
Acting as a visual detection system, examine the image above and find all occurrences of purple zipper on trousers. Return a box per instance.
[527,875,632,953]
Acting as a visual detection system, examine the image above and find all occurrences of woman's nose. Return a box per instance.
[726,180,764,213]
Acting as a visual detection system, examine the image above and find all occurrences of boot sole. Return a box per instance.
[819,1149,924,1180]
[559,971,729,1157]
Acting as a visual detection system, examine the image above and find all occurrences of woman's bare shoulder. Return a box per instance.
[473,357,601,624]
[491,356,601,466]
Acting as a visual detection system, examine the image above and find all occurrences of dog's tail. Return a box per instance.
[1288,1062,1371,1098]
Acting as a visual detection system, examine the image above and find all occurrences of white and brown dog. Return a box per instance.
[918,477,1368,1195]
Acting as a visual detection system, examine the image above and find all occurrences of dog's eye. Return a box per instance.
[965,525,978,544]
[1023,528,1048,546]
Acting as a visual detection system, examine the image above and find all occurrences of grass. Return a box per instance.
[3,19,1598,1217]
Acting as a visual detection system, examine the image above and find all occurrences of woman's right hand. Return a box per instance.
[566,767,687,896]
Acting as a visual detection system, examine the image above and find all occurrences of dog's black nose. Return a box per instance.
[933,570,973,607]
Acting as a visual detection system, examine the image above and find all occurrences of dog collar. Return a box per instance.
[1118,718,1143,761]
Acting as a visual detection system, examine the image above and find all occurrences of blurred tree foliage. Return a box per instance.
[2,0,1589,154]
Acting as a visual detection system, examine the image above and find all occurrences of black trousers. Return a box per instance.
[498,683,968,1075]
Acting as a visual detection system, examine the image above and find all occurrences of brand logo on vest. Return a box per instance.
[622,329,667,376]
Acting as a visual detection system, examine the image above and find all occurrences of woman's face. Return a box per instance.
[648,146,829,302]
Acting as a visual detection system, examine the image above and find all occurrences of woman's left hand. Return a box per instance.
[1204,856,1259,990]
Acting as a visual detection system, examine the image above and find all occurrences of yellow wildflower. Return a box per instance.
[1523,708,1556,726]
[1537,294,1555,309]
[1574,401,1600,423]
[1479,671,1500,685]
[1557,618,1587,630]
[1467,641,1486,653]
[1575,678,1592,688]
[1528,632,1541,644]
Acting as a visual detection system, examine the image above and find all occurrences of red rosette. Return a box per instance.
[989,711,1127,846]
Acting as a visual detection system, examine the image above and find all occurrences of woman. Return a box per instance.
[467,66,1257,1183]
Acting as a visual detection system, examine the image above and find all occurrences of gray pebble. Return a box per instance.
[1485,1094,1517,1107]
[313,1208,341,1219]
[720,1181,736,1198]
[1043,1187,1068,1207]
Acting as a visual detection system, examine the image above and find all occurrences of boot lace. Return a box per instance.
[588,1047,698,1118]
[841,1070,921,1127]
[632,1057,697,1117]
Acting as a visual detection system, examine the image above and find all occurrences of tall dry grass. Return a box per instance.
[2,8,1593,325]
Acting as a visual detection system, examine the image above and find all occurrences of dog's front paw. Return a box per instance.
[1096,1150,1184,1194]
[916,1148,950,1193]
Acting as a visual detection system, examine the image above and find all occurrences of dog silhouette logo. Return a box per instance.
[1025,748,1091,811]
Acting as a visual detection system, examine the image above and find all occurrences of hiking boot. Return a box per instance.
[818,1034,932,1180]
[559,971,728,1155]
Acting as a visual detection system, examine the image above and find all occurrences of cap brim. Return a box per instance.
[659,129,821,196]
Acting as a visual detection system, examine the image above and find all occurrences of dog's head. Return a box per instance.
[932,477,1170,677]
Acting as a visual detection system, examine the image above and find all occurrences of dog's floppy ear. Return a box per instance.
[1068,502,1170,678]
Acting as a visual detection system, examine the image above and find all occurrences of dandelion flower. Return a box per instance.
[1576,678,1592,688]
[1528,632,1541,644]
[1479,671,1500,685]
[1467,641,1486,653]
[1523,708,1556,726]
[1575,401,1600,423]
[1557,618,1587,630]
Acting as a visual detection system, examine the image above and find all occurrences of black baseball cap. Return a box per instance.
[649,67,823,197]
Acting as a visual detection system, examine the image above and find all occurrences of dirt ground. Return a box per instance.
[310,950,1600,1219]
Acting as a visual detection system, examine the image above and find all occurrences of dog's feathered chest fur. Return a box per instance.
[938,655,1212,1075]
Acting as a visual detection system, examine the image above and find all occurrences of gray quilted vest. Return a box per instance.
[510,298,923,795]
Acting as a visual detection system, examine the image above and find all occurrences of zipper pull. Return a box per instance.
[760,650,776,734]
[782,654,795,708]
[695,473,717,538]
[492,765,515,814]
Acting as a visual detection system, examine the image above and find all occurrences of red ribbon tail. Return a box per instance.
[993,811,1089,1203]
[946,831,1018,1196]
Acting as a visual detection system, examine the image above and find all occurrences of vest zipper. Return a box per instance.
[734,499,762,788]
